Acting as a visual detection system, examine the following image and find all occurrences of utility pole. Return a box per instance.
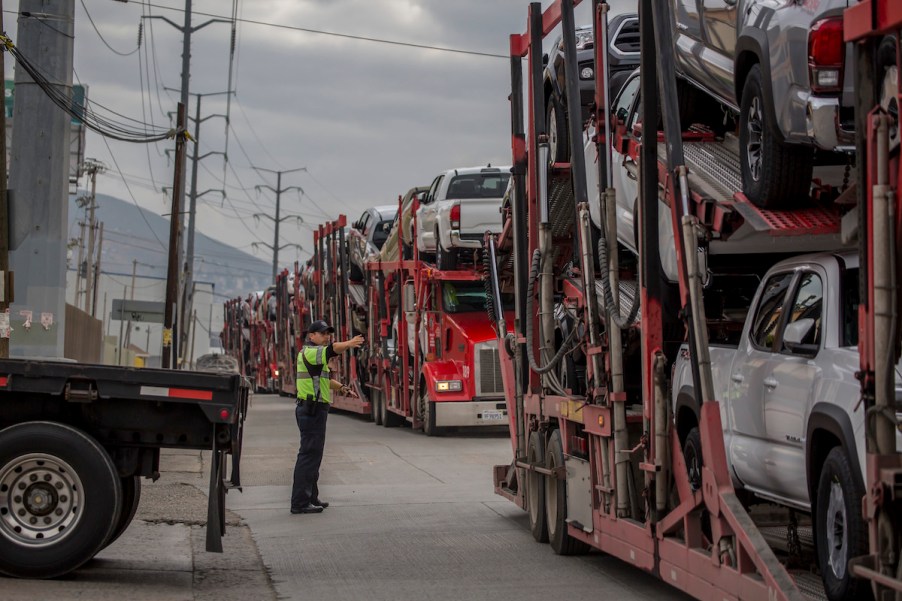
[0,0,10,357]
[91,221,103,317]
[81,159,106,313]
[176,89,228,367]
[144,5,231,365]
[73,220,86,307]
[163,103,188,369]
[8,0,75,358]
[252,167,306,282]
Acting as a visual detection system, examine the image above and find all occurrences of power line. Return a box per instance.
[138,3,508,59]
[79,0,140,56]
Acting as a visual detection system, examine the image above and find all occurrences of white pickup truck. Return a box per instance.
[415,165,511,270]
[671,250,902,601]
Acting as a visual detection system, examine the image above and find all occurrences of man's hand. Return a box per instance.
[348,335,364,349]
[340,384,359,398]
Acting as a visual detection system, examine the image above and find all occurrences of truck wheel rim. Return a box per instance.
[548,104,559,161]
[745,96,763,182]
[0,453,83,547]
[825,480,847,579]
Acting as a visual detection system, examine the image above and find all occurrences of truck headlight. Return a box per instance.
[435,380,462,392]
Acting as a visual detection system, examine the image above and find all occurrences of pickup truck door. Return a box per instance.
[758,270,825,507]
[699,0,739,103]
[417,175,444,252]
[727,270,795,492]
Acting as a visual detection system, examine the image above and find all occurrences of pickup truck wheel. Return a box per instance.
[547,93,569,164]
[739,64,813,209]
[349,263,364,282]
[816,447,869,601]
[102,476,141,550]
[436,239,457,271]
[683,427,703,492]
[0,422,122,578]
[526,432,549,543]
[544,430,589,555]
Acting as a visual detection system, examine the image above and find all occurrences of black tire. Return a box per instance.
[369,388,381,425]
[0,422,122,578]
[683,427,703,492]
[547,93,569,164]
[103,476,141,550]
[436,236,457,271]
[544,430,589,555]
[816,447,869,601]
[381,388,402,428]
[420,385,439,437]
[526,432,549,543]
[349,263,364,282]
[402,242,413,260]
[739,64,813,209]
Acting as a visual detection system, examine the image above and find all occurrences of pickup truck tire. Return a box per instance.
[102,475,141,550]
[545,430,589,555]
[526,432,549,543]
[436,238,457,271]
[547,93,569,164]
[739,64,813,209]
[815,447,869,601]
[0,421,122,578]
[683,427,703,492]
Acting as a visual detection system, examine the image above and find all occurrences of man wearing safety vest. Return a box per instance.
[290,319,364,514]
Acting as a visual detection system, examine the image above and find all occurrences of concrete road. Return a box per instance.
[0,393,689,600]
[231,393,689,601]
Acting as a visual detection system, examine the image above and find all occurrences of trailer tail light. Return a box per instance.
[435,380,462,392]
[570,435,588,456]
[808,17,844,93]
[450,203,461,229]
[220,409,231,420]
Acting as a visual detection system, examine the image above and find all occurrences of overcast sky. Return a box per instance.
[5,0,610,271]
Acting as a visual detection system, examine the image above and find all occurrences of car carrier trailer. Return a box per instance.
[0,359,248,579]
[483,1,902,601]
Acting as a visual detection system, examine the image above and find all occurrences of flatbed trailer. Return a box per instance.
[484,1,901,601]
[0,358,248,579]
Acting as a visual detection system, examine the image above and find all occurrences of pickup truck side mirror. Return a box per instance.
[783,318,818,356]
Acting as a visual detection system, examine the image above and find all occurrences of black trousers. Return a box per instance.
[290,402,329,509]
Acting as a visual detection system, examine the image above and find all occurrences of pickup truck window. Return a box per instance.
[781,272,823,354]
[447,173,511,199]
[841,267,860,347]
[750,272,794,350]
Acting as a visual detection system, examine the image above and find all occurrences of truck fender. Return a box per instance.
[806,403,865,507]
[734,30,780,138]
[674,385,700,445]
[420,360,467,402]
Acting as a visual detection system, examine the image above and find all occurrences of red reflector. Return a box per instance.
[169,388,213,401]
[0,377,7,387]
[809,18,844,66]
[219,409,230,420]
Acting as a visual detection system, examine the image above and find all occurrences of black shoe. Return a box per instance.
[290,503,324,514]
[311,499,329,509]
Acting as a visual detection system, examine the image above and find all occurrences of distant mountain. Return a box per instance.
[67,192,272,300]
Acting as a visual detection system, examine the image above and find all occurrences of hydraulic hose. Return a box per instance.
[525,249,578,374]
[597,235,639,329]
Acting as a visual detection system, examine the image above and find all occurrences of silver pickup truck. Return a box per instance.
[415,165,510,270]
[672,250,902,601]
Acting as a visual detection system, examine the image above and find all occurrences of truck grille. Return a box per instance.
[612,18,640,54]
[477,346,505,396]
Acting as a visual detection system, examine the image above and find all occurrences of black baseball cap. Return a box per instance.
[307,320,334,334]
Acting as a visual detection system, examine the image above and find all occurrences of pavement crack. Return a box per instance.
[380,443,445,483]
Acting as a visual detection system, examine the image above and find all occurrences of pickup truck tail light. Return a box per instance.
[450,203,461,229]
[808,17,844,93]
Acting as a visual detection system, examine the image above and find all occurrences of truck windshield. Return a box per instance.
[446,173,511,199]
[441,281,513,314]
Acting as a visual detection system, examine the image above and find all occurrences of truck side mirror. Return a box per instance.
[783,318,818,356]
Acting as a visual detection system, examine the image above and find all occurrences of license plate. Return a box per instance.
[482,409,505,422]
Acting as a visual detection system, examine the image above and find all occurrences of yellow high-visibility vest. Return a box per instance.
[296,345,331,403]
